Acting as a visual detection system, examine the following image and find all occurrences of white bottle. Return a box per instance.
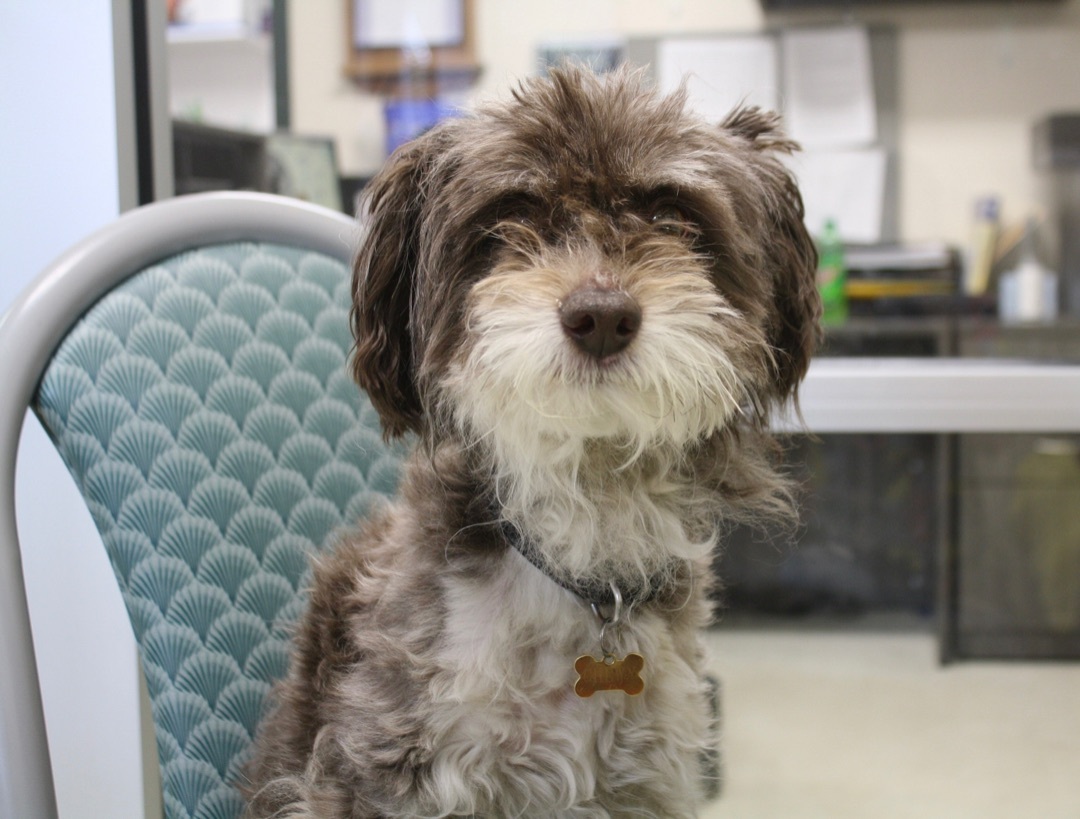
[999,218,1057,323]
[1015,256,1046,321]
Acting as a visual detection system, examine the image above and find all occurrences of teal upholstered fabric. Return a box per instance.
[34,243,407,819]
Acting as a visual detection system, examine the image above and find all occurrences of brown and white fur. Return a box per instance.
[243,66,820,818]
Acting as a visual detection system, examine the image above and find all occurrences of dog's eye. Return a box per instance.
[649,203,691,236]
[493,194,542,233]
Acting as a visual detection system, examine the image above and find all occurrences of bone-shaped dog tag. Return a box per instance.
[574,653,645,697]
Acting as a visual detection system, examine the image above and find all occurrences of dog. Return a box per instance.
[243,65,820,818]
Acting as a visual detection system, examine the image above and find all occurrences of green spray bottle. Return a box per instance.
[816,218,848,325]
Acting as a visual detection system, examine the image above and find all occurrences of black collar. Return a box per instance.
[496,516,686,610]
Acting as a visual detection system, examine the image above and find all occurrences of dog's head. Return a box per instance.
[351,66,820,456]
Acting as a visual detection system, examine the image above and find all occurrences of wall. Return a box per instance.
[0,3,148,818]
[890,5,1080,245]
[288,1,385,179]
[287,0,1080,248]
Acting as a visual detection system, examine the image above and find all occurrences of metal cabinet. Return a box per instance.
[953,322,1080,658]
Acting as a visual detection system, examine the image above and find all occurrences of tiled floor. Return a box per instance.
[699,627,1080,819]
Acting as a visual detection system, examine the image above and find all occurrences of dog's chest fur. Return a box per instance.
[384,448,713,817]
[430,549,711,818]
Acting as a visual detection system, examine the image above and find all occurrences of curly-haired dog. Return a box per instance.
[244,65,820,818]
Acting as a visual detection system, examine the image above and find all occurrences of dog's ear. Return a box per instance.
[350,135,440,439]
[722,107,822,403]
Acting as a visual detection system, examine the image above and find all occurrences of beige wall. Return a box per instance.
[896,14,1080,244]
[288,0,1080,248]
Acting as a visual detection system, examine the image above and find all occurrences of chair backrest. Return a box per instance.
[0,193,407,819]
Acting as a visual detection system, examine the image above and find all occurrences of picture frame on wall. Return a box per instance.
[344,0,480,96]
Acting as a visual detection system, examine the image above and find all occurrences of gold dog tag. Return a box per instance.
[574,653,645,697]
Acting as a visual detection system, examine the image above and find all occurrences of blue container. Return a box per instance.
[384,99,458,155]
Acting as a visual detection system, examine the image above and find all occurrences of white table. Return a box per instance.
[775,357,1080,661]
[781,358,1080,433]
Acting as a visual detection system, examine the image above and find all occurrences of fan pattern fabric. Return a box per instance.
[33,243,407,819]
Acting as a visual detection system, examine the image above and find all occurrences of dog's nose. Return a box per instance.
[559,286,642,359]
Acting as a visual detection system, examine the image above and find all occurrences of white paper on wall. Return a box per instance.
[786,147,888,244]
[780,26,877,149]
[656,35,779,123]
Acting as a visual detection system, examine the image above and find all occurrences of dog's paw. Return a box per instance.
[574,653,645,697]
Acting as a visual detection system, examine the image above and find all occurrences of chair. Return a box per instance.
[0,192,409,819]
